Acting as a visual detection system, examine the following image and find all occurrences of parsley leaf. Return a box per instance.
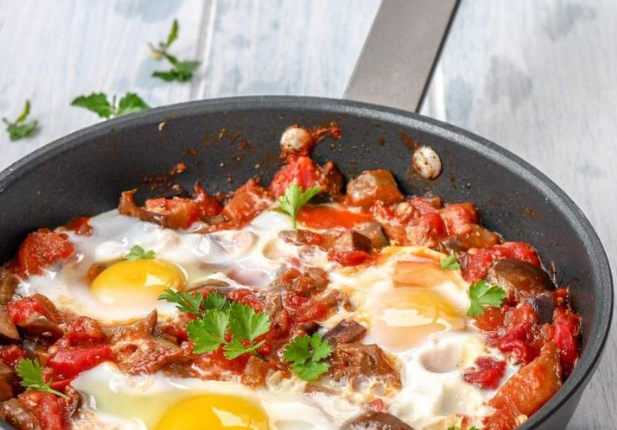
[278,184,321,228]
[283,333,332,381]
[16,359,69,399]
[228,302,270,342]
[124,245,156,261]
[71,93,149,119]
[224,338,266,360]
[3,101,38,141]
[158,288,203,315]
[203,291,230,312]
[440,254,461,271]
[467,280,506,317]
[186,309,229,354]
[150,20,200,82]
[448,427,481,430]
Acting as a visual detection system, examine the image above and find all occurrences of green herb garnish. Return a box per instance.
[283,333,332,381]
[3,101,38,141]
[17,359,69,399]
[278,184,321,228]
[71,93,150,119]
[150,19,200,82]
[467,280,506,317]
[124,245,156,261]
[440,254,461,271]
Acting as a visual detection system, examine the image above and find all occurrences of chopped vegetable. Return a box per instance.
[124,245,156,261]
[150,19,200,82]
[71,93,150,119]
[440,254,461,271]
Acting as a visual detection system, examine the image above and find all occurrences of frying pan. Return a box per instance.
[0,1,612,430]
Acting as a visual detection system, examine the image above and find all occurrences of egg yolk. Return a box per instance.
[154,395,270,430]
[91,259,185,307]
[373,288,466,351]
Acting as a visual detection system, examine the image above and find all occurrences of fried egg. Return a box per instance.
[71,363,360,430]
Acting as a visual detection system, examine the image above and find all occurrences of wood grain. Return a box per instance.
[0,0,614,428]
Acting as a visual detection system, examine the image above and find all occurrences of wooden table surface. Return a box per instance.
[0,1,615,428]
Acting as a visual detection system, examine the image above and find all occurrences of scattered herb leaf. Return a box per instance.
[440,254,461,271]
[187,309,229,354]
[278,184,321,228]
[158,288,203,315]
[16,359,69,399]
[71,93,149,119]
[3,101,38,141]
[150,19,200,82]
[448,427,481,430]
[125,245,156,261]
[283,333,332,381]
[467,280,507,317]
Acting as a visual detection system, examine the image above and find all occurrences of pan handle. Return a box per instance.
[344,0,461,113]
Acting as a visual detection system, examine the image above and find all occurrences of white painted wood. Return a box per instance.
[423,1,617,429]
[0,0,210,168]
[0,0,614,428]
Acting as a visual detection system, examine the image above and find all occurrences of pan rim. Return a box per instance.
[0,95,612,430]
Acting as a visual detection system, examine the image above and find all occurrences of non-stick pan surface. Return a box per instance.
[0,97,612,430]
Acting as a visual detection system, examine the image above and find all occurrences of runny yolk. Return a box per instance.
[90,259,185,307]
[373,288,466,351]
[154,395,270,430]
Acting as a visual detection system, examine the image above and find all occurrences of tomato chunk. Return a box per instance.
[47,346,113,380]
[552,307,580,376]
[484,343,562,430]
[269,156,323,197]
[297,206,372,230]
[463,356,506,390]
[10,229,74,276]
[462,242,540,283]
[441,203,478,235]
[328,250,371,267]
[19,391,69,430]
[346,169,404,207]
[222,179,270,223]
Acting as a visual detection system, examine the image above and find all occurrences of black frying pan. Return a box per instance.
[0,2,612,430]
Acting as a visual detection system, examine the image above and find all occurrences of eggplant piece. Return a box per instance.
[527,292,556,324]
[0,398,42,430]
[0,270,18,305]
[0,305,19,344]
[333,231,373,254]
[342,412,415,430]
[323,320,367,346]
[486,259,554,298]
[356,222,390,249]
[346,170,404,207]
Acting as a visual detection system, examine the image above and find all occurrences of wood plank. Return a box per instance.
[198,0,381,98]
[423,1,616,428]
[0,0,210,168]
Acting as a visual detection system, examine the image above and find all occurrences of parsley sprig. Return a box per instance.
[71,93,150,119]
[124,245,156,261]
[440,254,460,271]
[17,359,69,399]
[3,101,38,141]
[448,426,481,430]
[160,289,270,359]
[283,333,332,381]
[278,184,321,228]
[467,280,506,317]
[150,19,200,82]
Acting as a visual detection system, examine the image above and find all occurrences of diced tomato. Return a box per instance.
[61,317,106,347]
[463,357,506,390]
[462,242,540,283]
[484,343,562,430]
[297,206,372,230]
[475,306,507,332]
[296,301,330,323]
[9,229,74,276]
[222,179,271,224]
[0,345,27,368]
[553,307,580,376]
[8,294,58,326]
[65,216,93,235]
[409,197,440,215]
[227,289,266,313]
[19,391,69,430]
[441,203,478,235]
[505,304,539,328]
[47,346,113,380]
[269,156,322,197]
[328,250,371,267]
[144,196,201,229]
[193,182,223,218]
[494,322,537,364]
